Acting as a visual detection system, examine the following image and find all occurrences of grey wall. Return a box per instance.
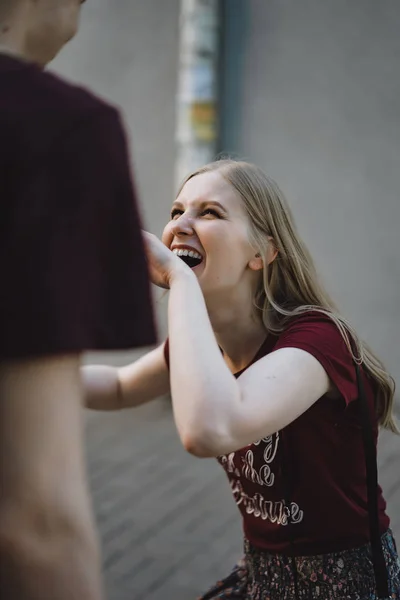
[52,0,180,361]
[228,0,400,390]
[50,0,400,390]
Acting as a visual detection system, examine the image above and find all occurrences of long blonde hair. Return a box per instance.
[180,159,398,433]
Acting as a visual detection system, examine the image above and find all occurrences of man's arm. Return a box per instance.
[0,354,104,600]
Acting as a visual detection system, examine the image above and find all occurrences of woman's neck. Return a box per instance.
[209,305,267,373]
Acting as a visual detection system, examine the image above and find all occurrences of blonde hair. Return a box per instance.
[180,159,398,433]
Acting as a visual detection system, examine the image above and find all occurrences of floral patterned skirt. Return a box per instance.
[198,529,400,600]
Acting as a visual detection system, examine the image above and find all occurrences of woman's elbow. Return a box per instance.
[180,426,227,458]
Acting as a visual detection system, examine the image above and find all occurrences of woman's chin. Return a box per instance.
[191,262,205,278]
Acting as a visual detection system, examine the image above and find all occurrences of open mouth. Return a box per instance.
[172,248,203,269]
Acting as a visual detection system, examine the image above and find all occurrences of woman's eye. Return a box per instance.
[170,207,222,220]
[201,208,221,218]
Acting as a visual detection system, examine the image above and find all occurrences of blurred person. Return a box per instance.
[82,159,399,599]
[0,1,156,599]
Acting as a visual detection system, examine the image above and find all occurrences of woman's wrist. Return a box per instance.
[169,263,197,287]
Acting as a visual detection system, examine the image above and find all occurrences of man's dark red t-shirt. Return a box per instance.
[164,312,390,555]
[0,54,156,358]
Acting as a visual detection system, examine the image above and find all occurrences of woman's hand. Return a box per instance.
[142,231,191,289]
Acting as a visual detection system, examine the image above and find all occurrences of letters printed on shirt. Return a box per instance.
[218,433,304,526]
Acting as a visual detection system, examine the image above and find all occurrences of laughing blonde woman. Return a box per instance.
[83,160,400,600]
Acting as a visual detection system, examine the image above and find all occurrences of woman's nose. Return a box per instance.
[170,213,194,236]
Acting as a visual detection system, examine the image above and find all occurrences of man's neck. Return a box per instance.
[0,10,34,64]
[0,32,27,60]
[0,45,21,58]
[0,40,42,67]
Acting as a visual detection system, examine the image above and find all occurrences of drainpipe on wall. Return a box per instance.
[175,0,221,191]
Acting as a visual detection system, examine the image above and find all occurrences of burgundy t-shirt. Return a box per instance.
[0,54,156,358]
[164,312,389,555]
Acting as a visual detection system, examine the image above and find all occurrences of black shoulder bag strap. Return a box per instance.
[281,429,301,599]
[282,363,389,599]
[355,362,389,598]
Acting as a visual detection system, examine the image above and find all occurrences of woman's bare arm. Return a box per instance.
[82,343,170,411]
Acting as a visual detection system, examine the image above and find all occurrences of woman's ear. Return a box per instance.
[248,252,263,271]
[249,239,278,271]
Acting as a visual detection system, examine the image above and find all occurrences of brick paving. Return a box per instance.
[85,400,400,600]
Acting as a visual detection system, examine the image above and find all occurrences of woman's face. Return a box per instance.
[162,171,262,298]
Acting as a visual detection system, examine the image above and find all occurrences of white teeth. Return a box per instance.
[172,248,202,260]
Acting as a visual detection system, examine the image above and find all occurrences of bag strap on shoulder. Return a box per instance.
[355,362,389,598]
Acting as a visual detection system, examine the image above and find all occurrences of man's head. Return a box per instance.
[0,0,86,66]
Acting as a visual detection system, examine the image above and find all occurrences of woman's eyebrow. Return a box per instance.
[171,200,227,211]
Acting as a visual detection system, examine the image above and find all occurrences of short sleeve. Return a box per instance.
[274,313,358,405]
[0,106,157,359]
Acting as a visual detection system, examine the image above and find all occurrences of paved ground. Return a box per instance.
[85,399,400,600]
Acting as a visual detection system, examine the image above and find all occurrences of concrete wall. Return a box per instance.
[50,0,400,392]
[52,0,180,363]
[225,0,400,389]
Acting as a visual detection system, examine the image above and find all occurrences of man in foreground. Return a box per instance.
[0,2,156,598]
